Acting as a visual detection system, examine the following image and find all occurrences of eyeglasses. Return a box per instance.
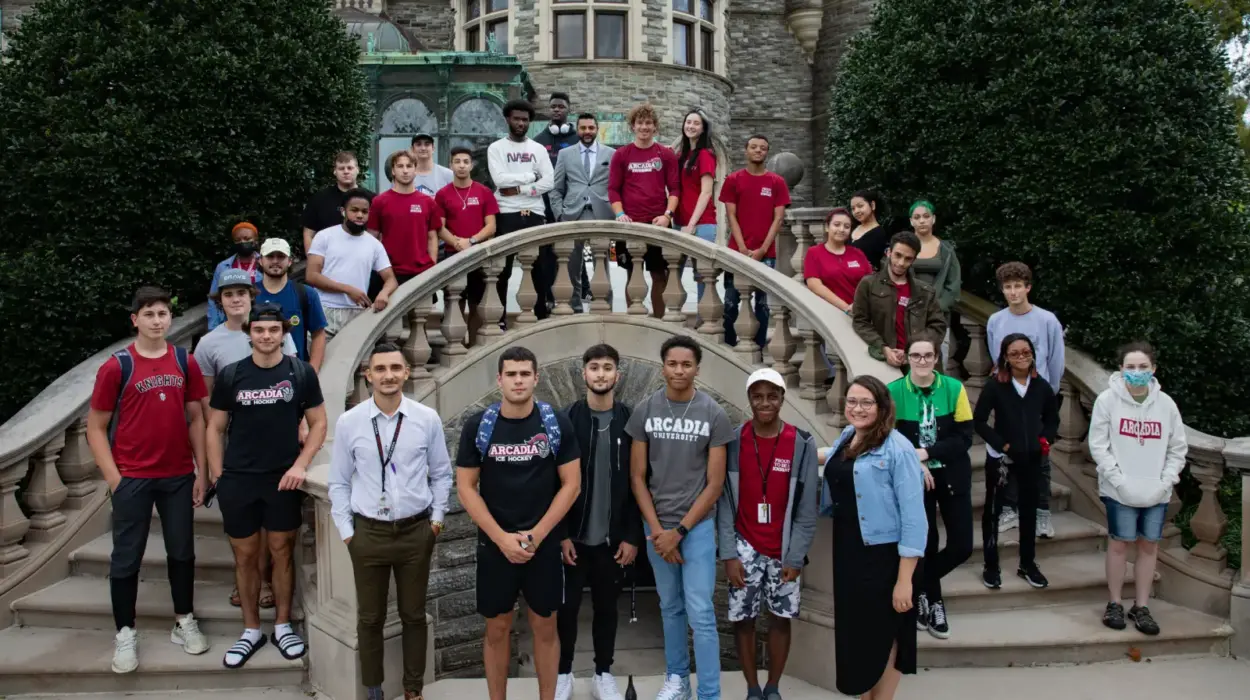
[908,352,936,362]
[1007,350,1034,360]
[845,398,877,409]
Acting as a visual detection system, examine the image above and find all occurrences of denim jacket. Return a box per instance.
[820,426,928,558]
[206,255,261,330]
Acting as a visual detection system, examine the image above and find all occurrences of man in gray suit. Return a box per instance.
[551,113,615,312]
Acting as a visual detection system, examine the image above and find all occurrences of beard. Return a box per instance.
[585,380,614,396]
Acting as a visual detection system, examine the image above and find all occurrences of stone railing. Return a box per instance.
[299,219,900,698]
[0,302,210,609]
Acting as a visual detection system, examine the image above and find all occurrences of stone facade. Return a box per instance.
[811,0,877,203]
[388,0,457,51]
[431,355,747,678]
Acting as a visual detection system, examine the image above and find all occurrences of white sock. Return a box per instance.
[274,622,293,638]
[224,628,263,666]
[273,622,305,656]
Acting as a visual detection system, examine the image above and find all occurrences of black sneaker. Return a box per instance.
[1017,563,1049,589]
[928,599,950,639]
[982,567,1002,589]
[916,593,929,631]
[1102,602,1126,630]
[1128,605,1160,636]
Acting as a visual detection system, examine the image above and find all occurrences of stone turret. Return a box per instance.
[810,0,876,204]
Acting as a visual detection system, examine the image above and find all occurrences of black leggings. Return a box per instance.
[557,542,623,675]
[982,454,1041,572]
[922,469,974,601]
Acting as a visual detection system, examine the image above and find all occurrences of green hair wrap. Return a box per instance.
[909,199,935,217]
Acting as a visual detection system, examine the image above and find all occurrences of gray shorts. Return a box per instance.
[727,534,801,621]
[322,306,364,339]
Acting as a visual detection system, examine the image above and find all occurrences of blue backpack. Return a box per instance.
[108,344,190,445]
[475,401,562,459]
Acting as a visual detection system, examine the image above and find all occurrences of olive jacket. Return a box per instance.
[851,267,948,361]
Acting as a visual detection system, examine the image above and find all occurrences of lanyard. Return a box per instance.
[371,413,405,494]
[749,423,783,499]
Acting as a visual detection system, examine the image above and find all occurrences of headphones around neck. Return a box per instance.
[548,122,572,135]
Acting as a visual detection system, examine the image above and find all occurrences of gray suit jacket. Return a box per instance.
[551,143,616,221]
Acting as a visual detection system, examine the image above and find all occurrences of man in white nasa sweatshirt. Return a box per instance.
[1087,342,1187,637]
[488,99,556,320]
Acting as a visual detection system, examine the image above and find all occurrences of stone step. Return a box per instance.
[12,577,301,637]
[939,552,1151,613]
[950,509,1107,565]
[425,673,831,700]
[71,532,237,584]
[968,481,1071,519]
[914,600,1232,667]
[0,626,305,695]
[7,690,312,700]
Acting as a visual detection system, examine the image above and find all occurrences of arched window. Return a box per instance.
[375,97,438,190]
[462,0,510,53]
[671,0,716,71]
[450,98,508,188]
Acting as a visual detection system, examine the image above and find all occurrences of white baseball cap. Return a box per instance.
[260,238,292,257]
[746,367,786,393]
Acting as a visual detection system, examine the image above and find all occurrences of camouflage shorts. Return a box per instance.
[727,534,801,622]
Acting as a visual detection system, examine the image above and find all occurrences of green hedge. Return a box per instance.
[0,0,371,421]
[824,0,1250,438]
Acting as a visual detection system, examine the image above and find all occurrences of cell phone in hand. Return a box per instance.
[202,483,217,508]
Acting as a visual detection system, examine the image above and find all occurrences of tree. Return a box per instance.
[825,0,1250,437]
[0,0,371,420]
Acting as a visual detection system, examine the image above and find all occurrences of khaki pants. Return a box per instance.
[348,513,436,692]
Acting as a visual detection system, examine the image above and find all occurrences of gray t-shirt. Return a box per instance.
[413,164,454,198]
[194,323,297,378]
[580,409,615,545]
[625,389,734,529]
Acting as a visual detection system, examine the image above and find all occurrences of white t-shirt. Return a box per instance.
[487,137,554,214]
[308,225,392,309]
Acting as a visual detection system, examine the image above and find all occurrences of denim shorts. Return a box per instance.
[1102,497,1168,542]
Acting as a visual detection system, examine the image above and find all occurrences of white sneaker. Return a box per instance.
[112,626,138,674]
[171,613,210,655]
[556,672,574,700]
[998,507,1019,532]
[655,673,691,700]
[1037,509,1056,539]
[593,672,624,700]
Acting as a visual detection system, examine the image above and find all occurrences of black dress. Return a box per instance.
[850,224,889,271]
[827,444,918,696]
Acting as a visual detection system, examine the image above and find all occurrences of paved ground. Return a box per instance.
[11,656,1249,699]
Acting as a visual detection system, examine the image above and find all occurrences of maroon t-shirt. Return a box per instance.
[366,189,444,276]
[895,281,912,349]
[719,169,792,256]
[734,423,798,559]
[89,344,208,478]
[803,244,872,305]
[677,150,717,227]
[435,182,500,240]
[607,143,680,222]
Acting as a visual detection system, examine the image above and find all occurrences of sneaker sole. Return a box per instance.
[1018,572,1048,589]
[928,626,951,640]
[1103,619,1127,630]
[1127,614,1161,636]
[916,619,929,631]
[170,630,210,656]
[111,660,138,674]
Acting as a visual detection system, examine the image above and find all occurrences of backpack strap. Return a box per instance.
[108,349,136,445]
[294,282,310,323]
[475,403,503,459]
[173,345,190,380]
[218,360,239,401]
[290,356,312,410]
[537,401,561,456]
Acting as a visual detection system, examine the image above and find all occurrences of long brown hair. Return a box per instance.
[844,375,896,459]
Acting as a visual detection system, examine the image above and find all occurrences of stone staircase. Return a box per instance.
[0,504,306,695]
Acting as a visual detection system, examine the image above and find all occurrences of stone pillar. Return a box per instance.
[23,433,68,543]
[1226,438,1250,659]
[0,456,31,577]
[57,417,101,508]
[811,0,877,204]
[1186,436,1230,575]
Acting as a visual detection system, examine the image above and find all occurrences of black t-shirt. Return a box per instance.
[210,356,325,476]
[851,225,889,271]
[456,405,580,533]
[301,184,376,238]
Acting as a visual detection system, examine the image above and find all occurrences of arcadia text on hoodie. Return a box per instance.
[1088,371,1188,508]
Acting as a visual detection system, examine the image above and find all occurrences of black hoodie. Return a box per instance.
[561,399,644,547]
[973,374,1060,459]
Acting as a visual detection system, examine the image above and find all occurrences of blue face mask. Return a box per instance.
[1123,369,1153,388]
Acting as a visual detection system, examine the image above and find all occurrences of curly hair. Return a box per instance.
[995,261,1033,287]
[627,102,659,128]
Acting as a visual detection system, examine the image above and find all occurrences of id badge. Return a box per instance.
[378,493,391,519]
[757,503,771,524]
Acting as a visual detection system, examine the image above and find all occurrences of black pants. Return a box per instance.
[109,473,196,630]
[982,454,1040,572]
[1003,453,1052,511]
[922,469,974,601]
[495,212,553,320]
[557,542,623,675]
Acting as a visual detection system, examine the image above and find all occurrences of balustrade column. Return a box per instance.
[551,240,576,316]
[23,433,68,542]
[0,458,32,576]
[479,258,506,339]
[789,218,815,284]
[826,353,849,427]
[346,361,369,409]
[403,299,434,395]
[797,329,829,406]
[57,417,101,508]
[733,278,762,366]
[767,301,797,387]
[625,241,649,315]
[1186,439,1230,574]
[959,315,992,404]
[661,248,686,324]
[1052,379,1090,474]
[515,248,540,327]
[440,276,470,368]
[1225,438,1250,590]
[695,263,724,343]
[589,240,613,315]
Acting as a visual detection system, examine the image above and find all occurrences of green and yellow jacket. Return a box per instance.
[888,372,975,494]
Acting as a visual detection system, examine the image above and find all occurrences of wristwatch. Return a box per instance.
[663,209,674,219]
[675,524,689,538]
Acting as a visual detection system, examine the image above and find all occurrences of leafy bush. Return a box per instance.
[824,0,1250,438]
[0,0,371,421]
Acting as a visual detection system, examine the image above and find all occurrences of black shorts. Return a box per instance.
[216,472,303,539]
[614,241,666,272]
[476,533,564,618]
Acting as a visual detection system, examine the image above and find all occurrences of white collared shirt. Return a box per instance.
[328,395,453,540]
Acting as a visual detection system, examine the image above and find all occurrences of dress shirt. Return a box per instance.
[328,395,453,540]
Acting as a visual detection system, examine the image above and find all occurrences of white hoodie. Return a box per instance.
[1088,372,1188,508]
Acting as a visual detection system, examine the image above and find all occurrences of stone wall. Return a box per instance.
[512,0,538,60]
[388,0,457,51]
[640,0,667,62]
[810,0,877,204]
[431,355,747,677]
[0,0,34,32]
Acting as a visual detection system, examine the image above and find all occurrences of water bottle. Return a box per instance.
[625,675,637,700]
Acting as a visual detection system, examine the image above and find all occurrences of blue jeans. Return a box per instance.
[1102,497,1168,542]
[645,518,720,699]
[724,258,774,348]
[677,223,718,302]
